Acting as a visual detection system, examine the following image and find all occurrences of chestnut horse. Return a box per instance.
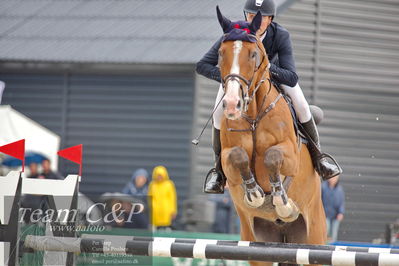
[216,7,326,266]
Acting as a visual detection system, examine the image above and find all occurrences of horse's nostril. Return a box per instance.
[222,100,227,109]
[237,101,241,109]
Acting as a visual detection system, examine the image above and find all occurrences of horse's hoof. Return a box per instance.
[274,198,300,222]
[244,188,265,208]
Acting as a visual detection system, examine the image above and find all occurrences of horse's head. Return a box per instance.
[217,6,269,120]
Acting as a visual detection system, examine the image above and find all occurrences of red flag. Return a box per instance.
[58,144,83,176]
[0,139,25,171]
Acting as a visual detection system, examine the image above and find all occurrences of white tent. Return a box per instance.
[0,105,60,170]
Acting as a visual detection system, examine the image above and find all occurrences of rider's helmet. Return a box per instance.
[243,0,276,19]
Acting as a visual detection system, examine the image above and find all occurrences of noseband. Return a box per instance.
[221,73,253,111]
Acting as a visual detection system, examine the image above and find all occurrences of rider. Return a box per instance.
[196,0,341,194]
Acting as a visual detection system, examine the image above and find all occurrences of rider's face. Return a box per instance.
[245,13,272,36]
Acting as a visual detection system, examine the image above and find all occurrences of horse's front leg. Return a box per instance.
[264,145,299,222]
[228,146,265,208]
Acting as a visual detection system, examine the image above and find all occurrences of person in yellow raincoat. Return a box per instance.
[148,165,177,229]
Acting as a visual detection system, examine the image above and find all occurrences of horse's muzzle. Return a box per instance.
[223,98,242,120]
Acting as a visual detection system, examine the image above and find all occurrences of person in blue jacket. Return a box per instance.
[196,0,341,194]
[121,168,150,229]
[322,175,345,242]
[122,168,149,197]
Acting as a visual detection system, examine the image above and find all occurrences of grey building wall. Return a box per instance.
[312,0,399,242]
[192,0,399,242]
[1,68,194,204]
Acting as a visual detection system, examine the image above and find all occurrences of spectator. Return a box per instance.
[122,168,149,196]
[28,162,39,178]
[322,175,345,243]
[148,165,177,230]
[39,159,62,179]
[209,184,233,234]
[121,168,150,229]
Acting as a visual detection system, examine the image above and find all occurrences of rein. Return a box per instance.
[227,90,282,133]
[224,60,280,134]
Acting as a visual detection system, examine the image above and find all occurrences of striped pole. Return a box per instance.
[24,235,399,266]
[80,234,399,255]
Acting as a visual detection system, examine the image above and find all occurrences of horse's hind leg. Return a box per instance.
[264,145,299,222]
[228,146,265,208]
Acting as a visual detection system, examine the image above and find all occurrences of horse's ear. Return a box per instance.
[249,11,262,33]
[216,6,231,33]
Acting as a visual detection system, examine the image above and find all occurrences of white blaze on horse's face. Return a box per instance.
[223,40,243,120]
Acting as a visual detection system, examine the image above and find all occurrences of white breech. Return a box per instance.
[280,83,311,123]
[213,84,225,130]
[213,83,312,130]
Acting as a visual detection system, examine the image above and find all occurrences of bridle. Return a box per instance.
[221,73,252,111]
[220,34,269,112]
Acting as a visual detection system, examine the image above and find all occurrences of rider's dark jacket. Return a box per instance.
[196,21,298,87]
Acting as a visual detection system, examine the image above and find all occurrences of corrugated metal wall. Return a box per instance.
[192,0,399,242]
[0,73,65,133]
[315,0,399,242]
[1,70,194,203]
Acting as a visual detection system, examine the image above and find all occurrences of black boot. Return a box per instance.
[301,117,342,181]
[203,128,226,194]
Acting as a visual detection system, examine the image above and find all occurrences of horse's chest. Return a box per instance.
[257,120,287,142]
[226,131,253,150]
[224,118,286,148]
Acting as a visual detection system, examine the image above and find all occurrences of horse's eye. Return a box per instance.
[251,51,257,59]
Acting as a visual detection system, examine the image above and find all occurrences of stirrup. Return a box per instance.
[316,152,343,179]
[203,168,225,194]
[205,167,226,179]
[205,168,219,180]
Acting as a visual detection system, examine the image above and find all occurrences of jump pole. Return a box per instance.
[80,234,399,255]
[24,235,399,266]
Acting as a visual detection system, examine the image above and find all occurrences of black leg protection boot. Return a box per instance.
[301,117,342,181]
[203,128,226,194]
